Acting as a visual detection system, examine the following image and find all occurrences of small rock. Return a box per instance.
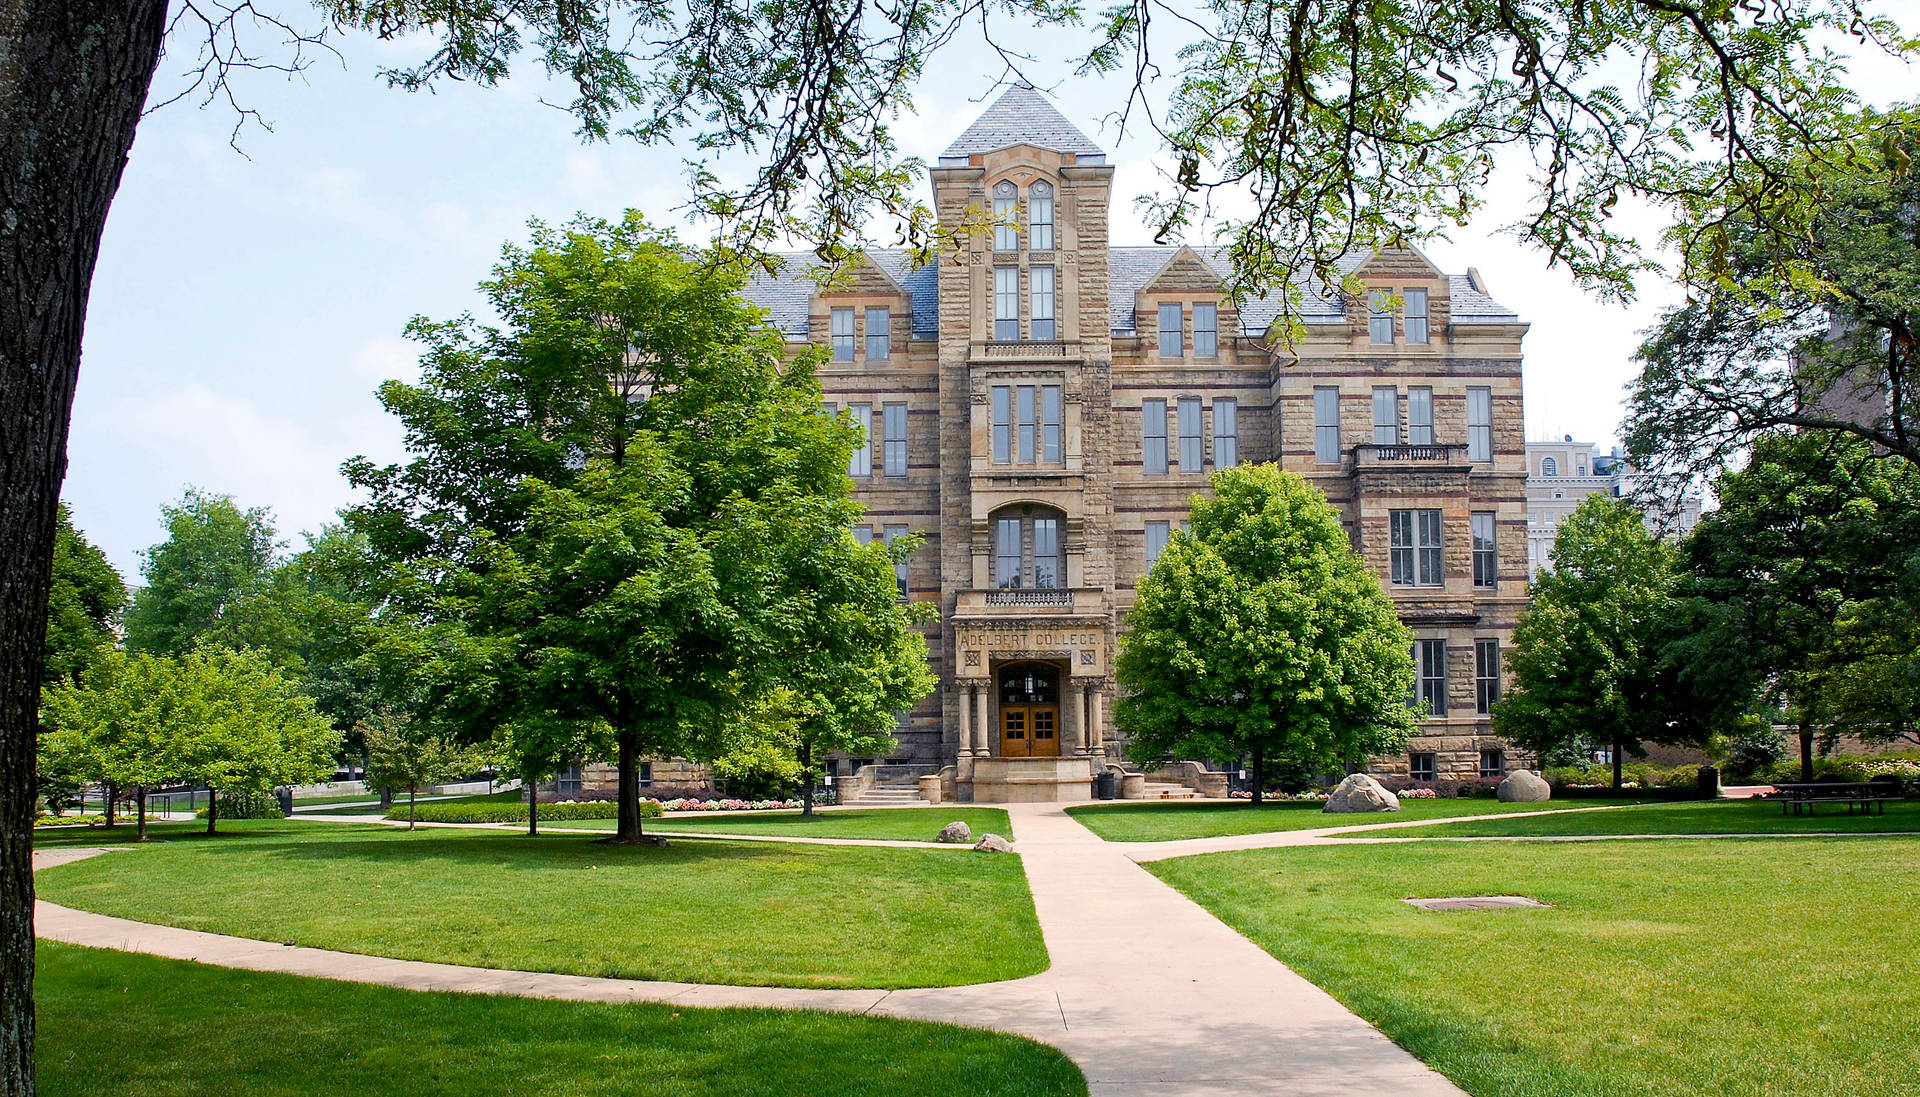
[1322,773,1401,813]
[1496,770,1551,803]
[935,821,972,843]
[972,833,1014,852]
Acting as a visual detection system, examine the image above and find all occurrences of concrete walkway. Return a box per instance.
[35,803,1467,1097]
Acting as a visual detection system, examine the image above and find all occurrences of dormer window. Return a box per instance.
[1193,303,1218,357]
[1158,302,1183,358]
[831,307,855,360]
[1369,291,1395,344]
[1405,288,1430,343]
[993,181,1019,251]
[1029,181,1055,250]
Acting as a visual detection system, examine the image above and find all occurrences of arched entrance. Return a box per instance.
[998,662,1061,758]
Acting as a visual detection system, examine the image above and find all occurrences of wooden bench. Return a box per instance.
[1773,782,1901,817]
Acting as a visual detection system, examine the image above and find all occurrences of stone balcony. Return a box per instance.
[954,587,1107,617]
[1350,443,1473,468]
[970,339,1079,363]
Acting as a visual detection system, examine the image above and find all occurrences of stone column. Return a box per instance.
[976,686,992,757]
[1088,687,1105,756]
[958,682,974,757]
[1061,680,1083,754]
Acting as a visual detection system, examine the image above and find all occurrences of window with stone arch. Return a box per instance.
[993,180,1020,251]
[1028,180,1055,250]
[992,503,1068,589]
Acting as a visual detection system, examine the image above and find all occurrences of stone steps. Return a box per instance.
[844,786,929,807]
[1141,782,1199,800]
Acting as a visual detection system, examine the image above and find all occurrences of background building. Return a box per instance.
[745,86,1534,799]
[1525,437,1705,577]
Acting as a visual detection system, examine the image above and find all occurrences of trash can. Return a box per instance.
[1696,765,1721,799]
[1095,771,1117,800]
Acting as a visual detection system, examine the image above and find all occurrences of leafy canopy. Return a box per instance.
[42,505,126,688]
[1114,465,1415,801]
[124,488,300,663]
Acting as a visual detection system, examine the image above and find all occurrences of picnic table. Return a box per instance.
[1773,781,1900,816]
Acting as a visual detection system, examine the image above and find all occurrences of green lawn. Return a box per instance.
[1151,837,1920,1097]
[560,806,1014,842]
[36,942,1084,1097]
[34,820,1046,989]
[1337,797,1920,838]
[1066,796,1656,842]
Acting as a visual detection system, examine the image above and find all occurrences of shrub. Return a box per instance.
[34,814,111,828]
[1721,724,1787,783]
[196,789,285,820]
[390,800,664,824]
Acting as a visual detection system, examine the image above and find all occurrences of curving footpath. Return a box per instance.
[36,802,1471,1097]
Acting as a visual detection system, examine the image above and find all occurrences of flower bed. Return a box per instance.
[650,797,803,812]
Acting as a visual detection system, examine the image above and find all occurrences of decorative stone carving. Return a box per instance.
[1323,773,1401,813]
[936,821,973,843]
[1496,770,1551,803]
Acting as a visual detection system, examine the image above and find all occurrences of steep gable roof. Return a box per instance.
[940,85,1106,162]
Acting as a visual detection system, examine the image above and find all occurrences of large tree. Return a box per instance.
[123,489,298,663]
[166,647,340,836]
[1496,495,1705,789]
[42,506,125,689]
[347,214,870,844]
[1666,431,1920,776]
[5,3,1913,1091]
[1114,465,1416,805]
[39,651,189,842]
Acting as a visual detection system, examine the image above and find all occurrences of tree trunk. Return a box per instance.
[525,768,538,837]
[800,742,814,818]
[380,785,393,810]
[601,731,653,844]
[407,783,417,831]
[1800,721,1815,783]
[205,789,219,836]
[1249,746,1265,807]
[102,780,116,828]
[1612,737,1624,792]
[2,3,168,1090]
[134,788,146,842]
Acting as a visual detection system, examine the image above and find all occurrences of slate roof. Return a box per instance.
[740,248,1519,341]
[940,85,1106,162]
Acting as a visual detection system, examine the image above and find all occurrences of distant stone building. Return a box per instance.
[1525,437,1705,577]
[729,86,1535,799]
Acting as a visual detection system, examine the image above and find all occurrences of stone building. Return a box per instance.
[742,86,1534,800]
[1525,437,1704,578]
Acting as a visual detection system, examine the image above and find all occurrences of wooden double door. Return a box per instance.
[998,661,1061,758]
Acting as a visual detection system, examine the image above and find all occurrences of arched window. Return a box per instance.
[1028,181,1055,250]
[992,181,1019,251]
[993,505,1067,589]
[1541,456,1558,476]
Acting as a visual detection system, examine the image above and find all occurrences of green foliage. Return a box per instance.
[123,489,300,663]
[392,800,662,824]
[1497,495,1703,780]
[361,715,479,829]
[42,504,126,687]
[1115,465,1415,803]
[195,789,285,820]
[1720,723,1789,783]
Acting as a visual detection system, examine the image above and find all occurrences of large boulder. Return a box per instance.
[1496,770,1552,803]
[935,821,972,843]
[1322,773,1401,814]
[972,833,1014,852]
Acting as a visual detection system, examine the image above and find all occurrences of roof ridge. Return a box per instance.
[941,85,1105,160]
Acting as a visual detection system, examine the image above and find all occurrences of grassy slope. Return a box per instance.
[1066,797,1656,842]
[1335,797,1920,837]
[34,821,1046,989]
[37,942,1085,1097]
[562,806,1014,841]
[1151,837,1920,1097]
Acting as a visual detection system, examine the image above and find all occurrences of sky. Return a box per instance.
[68,9,1918,580]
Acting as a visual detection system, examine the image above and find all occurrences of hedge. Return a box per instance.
[386,800,662,824]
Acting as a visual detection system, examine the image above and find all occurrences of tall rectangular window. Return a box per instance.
[1030,266,1057,341]
[1144,520,1170,568]
[1391,508,1443,586]
[865,306,890,361]
[851,526,873,545]
[1029,182,1055,250]
[883,523,909,598]
[1042,385,1062,464]
[1213,399,1238,469]
[1467,386,1494,462]
[1193,303,1219,357]
[991,386,1011,464]
[1369,290,1394,344]
[831,307,856,361]
[995,517,1022,588]
[1476,639,1501,715]
[1471,512,1497,588]
[1032,518,1060,588]
[1405,288,1430,344]
[1372,386,1399,445]
[847,403,872,477]
[1143,399,1168,474]
[1314,386,1341,464]
[1408,386,1434,445]
[994,267,1019,341]
[1416,639,1448,716]
[1017,385,1037,464]
[1177,397,1203,472]
[882,402,907,477]
[1158,303,1183,358]
[992,182,1019,251]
